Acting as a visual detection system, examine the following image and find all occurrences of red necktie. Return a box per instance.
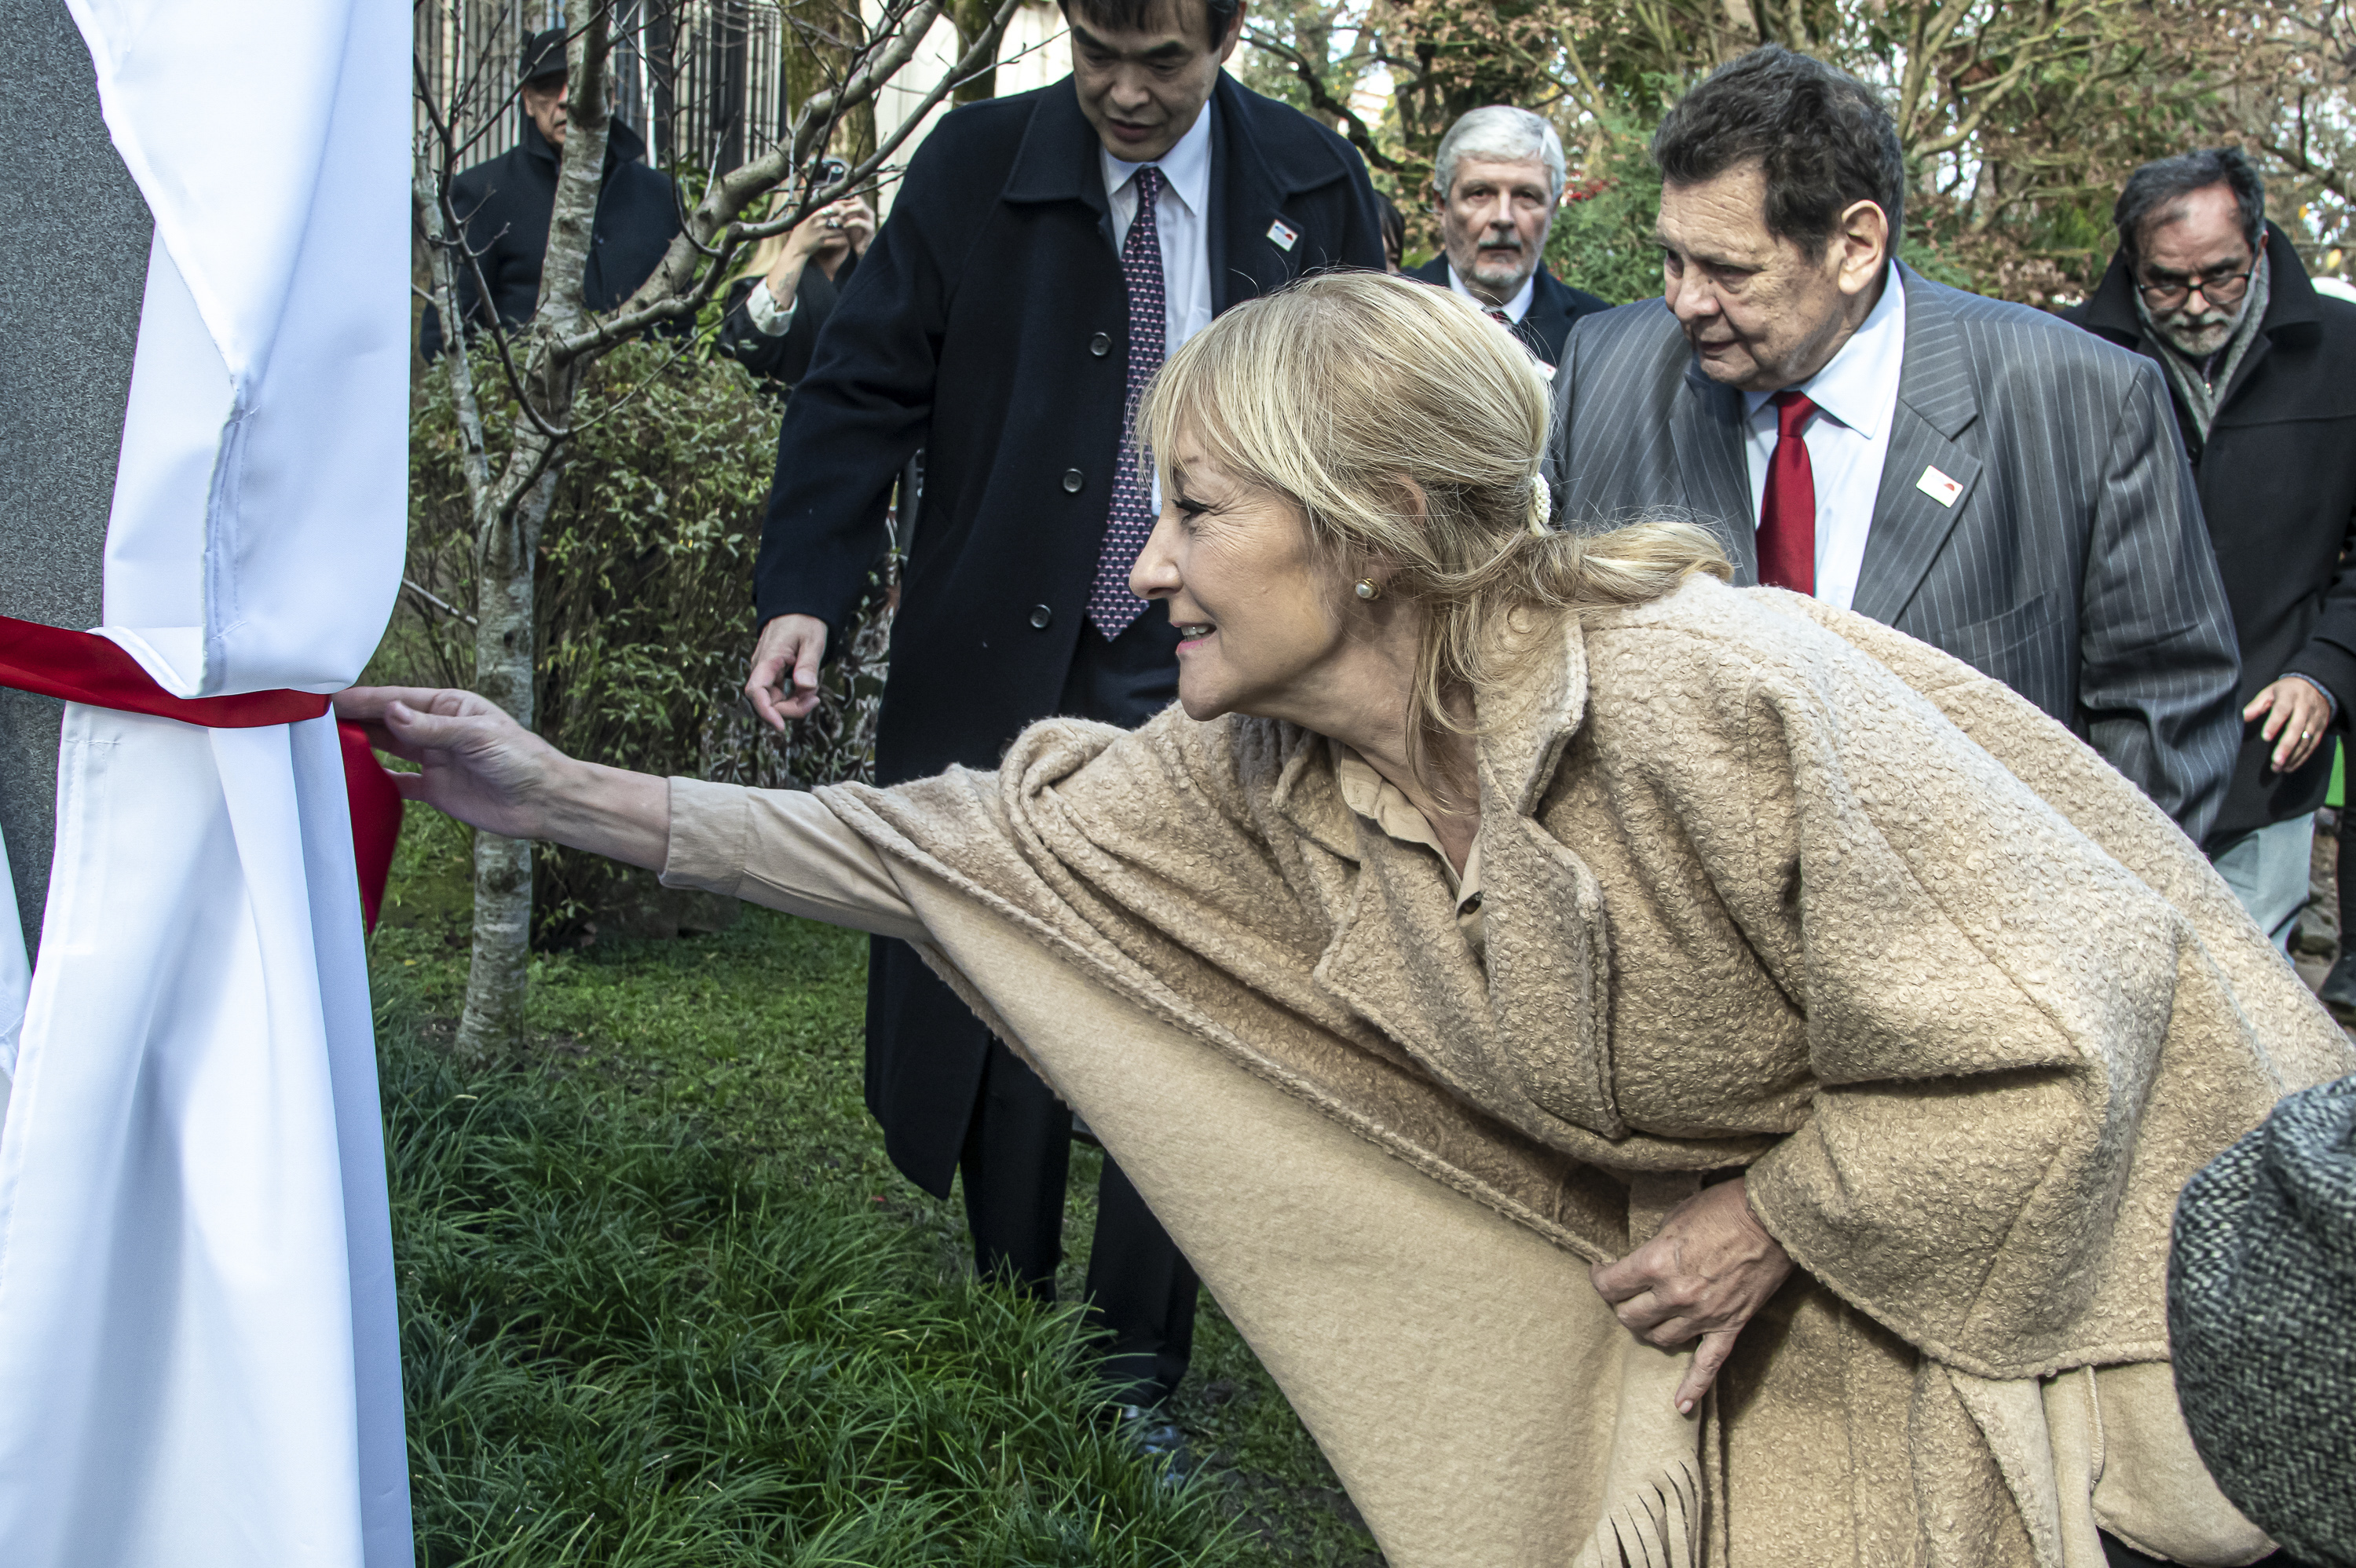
[1758,390,1818,594]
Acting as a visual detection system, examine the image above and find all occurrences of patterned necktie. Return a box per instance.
[1757,389,1818,594]
[1088,164,1167,637]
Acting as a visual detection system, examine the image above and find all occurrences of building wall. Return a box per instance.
[0,0,149,948]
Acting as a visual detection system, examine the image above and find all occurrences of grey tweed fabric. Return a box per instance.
[2168,1074,2356,1568]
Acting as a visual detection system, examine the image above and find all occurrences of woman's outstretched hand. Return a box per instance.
[1588,1177,1794,1415]
[335,687,671,870]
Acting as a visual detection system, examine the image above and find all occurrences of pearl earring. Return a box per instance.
[1355,579,1381,601]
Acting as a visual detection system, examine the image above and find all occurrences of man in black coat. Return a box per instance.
[2069,148,2356,953]
[744,0,1384,1412]
[1408,105,1609,365]
[419,30,682,358]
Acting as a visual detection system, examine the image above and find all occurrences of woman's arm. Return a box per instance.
[335,688,668,867]
[338,687,928,943]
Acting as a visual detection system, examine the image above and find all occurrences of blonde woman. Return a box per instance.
[714,188,875,393]
[343,273,2347,1567]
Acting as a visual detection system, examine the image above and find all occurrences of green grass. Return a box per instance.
[375,810,1383,1566]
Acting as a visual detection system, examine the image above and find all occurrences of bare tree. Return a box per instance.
[415,0,1020,1056]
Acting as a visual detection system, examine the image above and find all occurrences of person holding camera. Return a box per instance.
[741,0,1383,1426]
[716,168,876,396]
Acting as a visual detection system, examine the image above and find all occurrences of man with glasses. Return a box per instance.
[2071,148,2356,954]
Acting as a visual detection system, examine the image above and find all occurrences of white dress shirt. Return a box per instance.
[1741,263,1908,612]
[746,276,795,334]
[1446,262,1535,323]
[1103,105,1215,356]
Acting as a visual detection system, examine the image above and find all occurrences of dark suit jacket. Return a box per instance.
[1546,264,2241,842]
[1408,255,1609,364]
[2067,223,2356,841]
[752,72,1383,1191]
[419,119,681,358]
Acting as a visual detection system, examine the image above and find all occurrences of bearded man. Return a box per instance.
[1410,105,1609,365]
[2068,148,2356,952]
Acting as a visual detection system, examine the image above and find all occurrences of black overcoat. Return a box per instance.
[752,71,1383,1192]
[1408,254,1609,364]
[419,119,682,357]
[2069,224,2356,840]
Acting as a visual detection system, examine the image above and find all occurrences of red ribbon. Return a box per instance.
[0,614,403,929]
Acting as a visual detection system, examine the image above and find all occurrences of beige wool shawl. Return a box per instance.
[671,576,2352,1566]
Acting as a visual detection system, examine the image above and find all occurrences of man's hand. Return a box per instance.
[1590,1177,1794,1414]
[746,614,829,731]
[2244,674,2334,773]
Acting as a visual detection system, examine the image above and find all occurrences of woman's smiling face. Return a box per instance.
[1126,436,1358,726]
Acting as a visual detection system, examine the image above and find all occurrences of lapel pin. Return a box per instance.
[1265,217,1299,253]
[1916,465,1963,507]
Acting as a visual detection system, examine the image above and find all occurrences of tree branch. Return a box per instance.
[1245,27,1412,174]
[551,0,1019,357]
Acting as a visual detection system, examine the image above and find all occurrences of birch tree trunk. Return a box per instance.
[412,0,1013,1057]
[453,9,614,1058]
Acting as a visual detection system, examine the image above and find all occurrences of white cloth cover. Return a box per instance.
[0,822,31,1128]
[0,2,412,1565]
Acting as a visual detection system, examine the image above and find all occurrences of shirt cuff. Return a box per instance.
[745,280,797,338]
[2283,672,2339,722]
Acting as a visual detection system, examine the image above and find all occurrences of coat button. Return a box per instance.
[1089,332,1111,356]
[1062,468,1084,493]
[1029,605,1054,630]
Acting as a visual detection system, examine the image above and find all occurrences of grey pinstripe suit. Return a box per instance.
[1544,264,2242,843]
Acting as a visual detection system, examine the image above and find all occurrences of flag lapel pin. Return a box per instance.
[1266,217,1299,252]
[1916,465,1963,507]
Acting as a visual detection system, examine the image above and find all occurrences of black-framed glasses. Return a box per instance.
[2135,265,2255,311]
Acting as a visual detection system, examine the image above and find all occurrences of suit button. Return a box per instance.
[1062,468,1084,493]
[1029,605,1054,630]
[1089,331,1111,356]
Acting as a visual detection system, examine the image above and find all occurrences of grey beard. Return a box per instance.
[2149,305,2242,359]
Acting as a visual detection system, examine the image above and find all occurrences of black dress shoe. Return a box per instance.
[2320,948,2356,1014]
[1114,1402,1198,1484]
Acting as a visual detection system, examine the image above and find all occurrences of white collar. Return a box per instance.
[1100,102,1214,217]
[1743,261,1907,436]
[1447,262,1537,323]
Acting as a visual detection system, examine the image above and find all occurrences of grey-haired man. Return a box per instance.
[2069,148,2356,956]
[1410,105,1610,365]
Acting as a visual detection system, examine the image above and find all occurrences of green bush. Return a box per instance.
[399,341,894,941]
[386,1004,1248,1567]
[1546,127,1667,307]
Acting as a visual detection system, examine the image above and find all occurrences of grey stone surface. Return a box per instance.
[0,0,151,950]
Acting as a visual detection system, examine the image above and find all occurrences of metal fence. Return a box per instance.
[414,1,792,177]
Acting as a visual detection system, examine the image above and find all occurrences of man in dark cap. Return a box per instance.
[419,28,682,357]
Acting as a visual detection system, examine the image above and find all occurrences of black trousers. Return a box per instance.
[936,614,1198,1405]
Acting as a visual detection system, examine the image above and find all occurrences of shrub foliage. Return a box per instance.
[401,343,894,940]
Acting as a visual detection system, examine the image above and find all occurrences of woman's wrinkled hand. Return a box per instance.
[335,686,565,842]
[1589,1177,1794,1414]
